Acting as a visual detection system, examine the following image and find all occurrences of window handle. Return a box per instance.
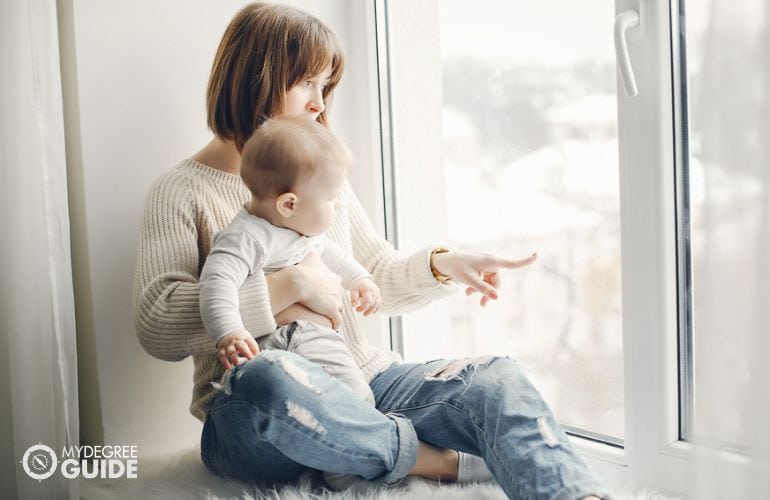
[614,9,640,97]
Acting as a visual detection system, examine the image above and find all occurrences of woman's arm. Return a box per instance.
[343,183,457,315]
[132,172,281,361]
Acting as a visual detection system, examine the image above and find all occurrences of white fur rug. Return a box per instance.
[80,446,679,500]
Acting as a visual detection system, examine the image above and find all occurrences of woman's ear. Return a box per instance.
[275,192,298,218]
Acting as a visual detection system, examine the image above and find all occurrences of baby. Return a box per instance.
[199,117,379,405]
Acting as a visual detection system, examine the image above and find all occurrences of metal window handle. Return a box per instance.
[614,9,640,97]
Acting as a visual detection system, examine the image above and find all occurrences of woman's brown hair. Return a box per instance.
[206,2,345,152]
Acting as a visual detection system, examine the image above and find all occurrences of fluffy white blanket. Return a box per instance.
[80,447,678,500]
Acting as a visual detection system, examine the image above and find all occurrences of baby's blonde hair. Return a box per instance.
[240,117,352,200]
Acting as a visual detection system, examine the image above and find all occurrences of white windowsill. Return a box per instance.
[570,434,627,467]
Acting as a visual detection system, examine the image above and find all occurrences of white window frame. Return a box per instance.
[613,0,687,492]
[616,0,760,493]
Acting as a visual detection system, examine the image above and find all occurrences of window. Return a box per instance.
[371,0,770,493]
[382,0,623,443]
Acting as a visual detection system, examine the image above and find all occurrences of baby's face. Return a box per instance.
[288,163,346,236]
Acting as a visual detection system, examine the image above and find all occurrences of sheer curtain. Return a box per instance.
[690,273,770,498]
[686,0,770,497]
[0,1,79,499]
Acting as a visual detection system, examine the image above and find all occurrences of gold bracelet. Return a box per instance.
[430,247,452,284]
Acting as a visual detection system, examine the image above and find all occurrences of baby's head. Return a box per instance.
[240,117,352,236]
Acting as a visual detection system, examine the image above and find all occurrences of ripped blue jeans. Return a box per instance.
[200,350,609,500]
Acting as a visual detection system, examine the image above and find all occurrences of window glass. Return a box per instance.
[388,0,624,440]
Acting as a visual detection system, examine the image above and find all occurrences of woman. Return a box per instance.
[132,3,608,499]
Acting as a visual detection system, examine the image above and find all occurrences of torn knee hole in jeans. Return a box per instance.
[426,355,497,381]
[210,354,321,395]
[276,356,321,394]
[286,401,326,435]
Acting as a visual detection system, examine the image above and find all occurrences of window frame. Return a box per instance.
[612,0,688,491]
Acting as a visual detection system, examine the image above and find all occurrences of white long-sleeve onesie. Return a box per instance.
[199,207,371,344]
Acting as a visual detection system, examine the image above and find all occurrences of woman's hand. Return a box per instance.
[431,251,538,307]
[274,303,334,329]
[293,251,346,329]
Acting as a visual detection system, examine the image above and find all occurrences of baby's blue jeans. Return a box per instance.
[200,350,610,500]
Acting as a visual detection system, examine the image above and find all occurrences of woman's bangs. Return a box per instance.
[291,26,344,89]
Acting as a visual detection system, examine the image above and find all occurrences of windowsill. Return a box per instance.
[664,439,756,467]
[570,434,627,467]
[570,434,631,488]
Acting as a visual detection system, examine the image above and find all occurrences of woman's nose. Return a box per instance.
[307,92,325,114]
[307,100,324,114]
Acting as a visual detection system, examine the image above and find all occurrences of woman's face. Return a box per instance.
[283,64,334,121]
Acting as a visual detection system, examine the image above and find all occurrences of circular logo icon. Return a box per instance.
[21,443,58,481]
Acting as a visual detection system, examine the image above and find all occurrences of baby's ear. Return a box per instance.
[275,192,297,218]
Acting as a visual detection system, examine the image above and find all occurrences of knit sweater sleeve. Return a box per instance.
[345,183,457,315]
[132,171,275,361]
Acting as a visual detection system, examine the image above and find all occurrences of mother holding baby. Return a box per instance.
[132,3,609,499]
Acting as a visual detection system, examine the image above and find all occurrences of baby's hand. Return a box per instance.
[349,277,381,317]
[216,329,260,370]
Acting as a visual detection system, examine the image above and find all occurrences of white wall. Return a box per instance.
[384,0,454,358]
[61,0,387,456]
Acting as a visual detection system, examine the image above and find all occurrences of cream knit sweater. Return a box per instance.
[133,159,456,422]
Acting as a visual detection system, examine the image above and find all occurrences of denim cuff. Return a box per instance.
[552,481,614,500]
[380,413,419,485]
